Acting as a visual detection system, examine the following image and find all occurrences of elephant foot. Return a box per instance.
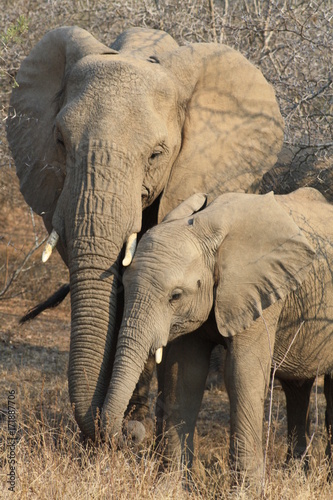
[228,454,264,493]
[325,442,333,482]
[285,445,310,475]
[229,471,263,498]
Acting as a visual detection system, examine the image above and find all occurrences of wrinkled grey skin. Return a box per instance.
[105,188,333,479]
[7,26,283,439]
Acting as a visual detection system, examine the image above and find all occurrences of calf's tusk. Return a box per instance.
[42,229,59,263]
[155,347,163,364]
[122,233,137,266]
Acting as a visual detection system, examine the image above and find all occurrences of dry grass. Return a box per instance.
[1,1,333,498]
[0,337,331,499]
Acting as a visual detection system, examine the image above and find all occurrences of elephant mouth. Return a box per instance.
[141,185,152,207]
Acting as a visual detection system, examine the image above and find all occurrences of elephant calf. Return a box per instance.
[103,188,333,481]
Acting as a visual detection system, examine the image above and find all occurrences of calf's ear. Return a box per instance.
[208,192,315,338]
[162,193,207,222]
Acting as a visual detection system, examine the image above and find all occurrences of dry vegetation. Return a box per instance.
[0,1,332,498]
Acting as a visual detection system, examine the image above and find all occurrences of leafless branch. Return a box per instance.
[290,77,333,112]
[0,237,47,299]
[208,0,217,43]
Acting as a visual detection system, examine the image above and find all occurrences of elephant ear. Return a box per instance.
[206,192,315,338]
[162,193,207,222]
[158,44,284,221]
[6,26,116,220]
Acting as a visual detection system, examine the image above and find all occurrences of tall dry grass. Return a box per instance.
[1,1,333,498]
[0,375,332,498]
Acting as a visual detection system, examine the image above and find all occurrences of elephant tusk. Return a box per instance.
[42,229,59,263]
[155,347,163,364]
[122,233,137,267]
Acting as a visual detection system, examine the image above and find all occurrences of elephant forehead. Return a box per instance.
[138,227,201,263]
[142,223,198,260]
[126,229,205,293]
[67,55,176,100]
[129,253,203,292]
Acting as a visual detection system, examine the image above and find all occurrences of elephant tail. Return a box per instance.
[20,284,70,323]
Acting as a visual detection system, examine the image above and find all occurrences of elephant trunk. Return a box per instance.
[68,246,120,439]
[62,142,142,439]
[102,300,160,437]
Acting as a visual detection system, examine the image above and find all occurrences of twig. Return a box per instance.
[29,207,39,246]
[0,236,47,298]
[219,0,229,44]
[263,2,273,51]
[262,320,305,491]
[208,0,217,43]
[4,245,9,292]
[290,77,333,112]
[301,367,320,463]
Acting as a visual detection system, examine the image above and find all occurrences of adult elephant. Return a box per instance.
[104,189,333,479]
[6,26,283,440]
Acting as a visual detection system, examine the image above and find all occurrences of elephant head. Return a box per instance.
[7,26,284,439]
[103,191,315,435]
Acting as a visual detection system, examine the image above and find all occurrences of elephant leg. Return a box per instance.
[206,344,226,391]
[157,329,214,470]
[324,372,333,479]
[224,309,278,483]
[279,377,314,469]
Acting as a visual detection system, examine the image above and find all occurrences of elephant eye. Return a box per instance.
[170,288,183,302]
[147,55,160,64]
[55,129,65,149]
[149,150,162,164]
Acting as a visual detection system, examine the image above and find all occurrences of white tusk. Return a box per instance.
[42,229,59,263]
[122,233,137,267]
[155,347,163,364]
